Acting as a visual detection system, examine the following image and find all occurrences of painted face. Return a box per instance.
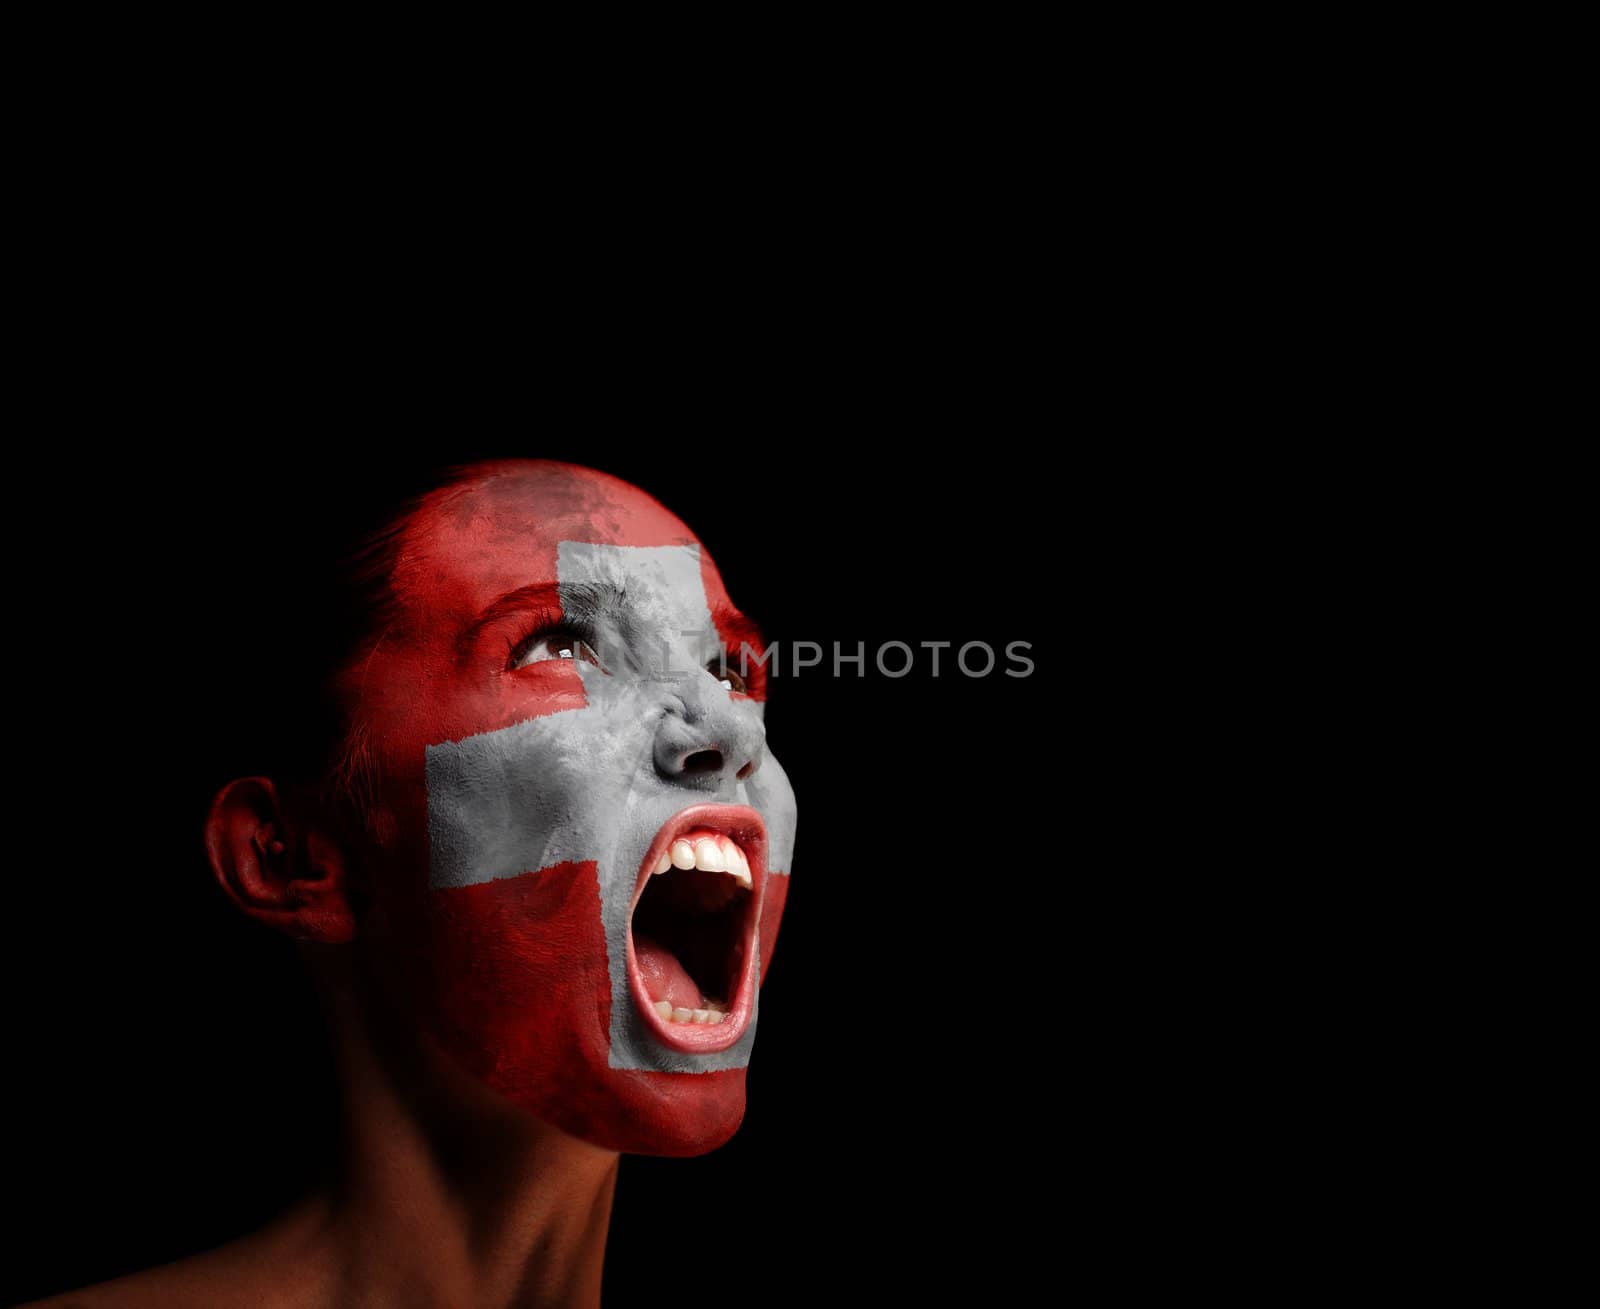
[341,461,797,1155]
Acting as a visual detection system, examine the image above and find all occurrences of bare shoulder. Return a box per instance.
[19,1201,338,1309]
[21,1251,260,1309]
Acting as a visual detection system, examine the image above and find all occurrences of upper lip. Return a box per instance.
[626,803,767,1054]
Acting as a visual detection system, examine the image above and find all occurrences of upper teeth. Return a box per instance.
[654,832,752,889]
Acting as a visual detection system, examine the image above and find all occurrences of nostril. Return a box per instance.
[736,760,755,781]
[682,749,723,775]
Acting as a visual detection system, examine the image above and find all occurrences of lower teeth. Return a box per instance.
[654,998,728,1024]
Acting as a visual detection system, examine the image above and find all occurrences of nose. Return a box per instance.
[654,669,765,790]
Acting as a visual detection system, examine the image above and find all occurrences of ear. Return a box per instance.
[204,777,357,943]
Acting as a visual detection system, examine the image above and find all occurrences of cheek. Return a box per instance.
[364,658,593,850]
[759,876,790,978]
[748,761,798,978]
[415,861,748,1155]
[421,861,612,1086]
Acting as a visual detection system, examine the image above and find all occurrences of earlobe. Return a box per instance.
[205,777,357,943]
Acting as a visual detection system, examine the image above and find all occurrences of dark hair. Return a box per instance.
[194,459,482,828]
[315,464,490,832]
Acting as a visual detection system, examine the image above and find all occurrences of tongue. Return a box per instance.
[634,934,705,1009]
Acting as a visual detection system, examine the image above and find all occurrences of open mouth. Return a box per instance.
[627,804,767,1053]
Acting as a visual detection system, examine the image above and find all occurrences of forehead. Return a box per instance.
[391,461,706,618]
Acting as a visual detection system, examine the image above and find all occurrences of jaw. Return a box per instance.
[404,799,773,1157]
[414,850,755,1157]
[626,805,768,1055]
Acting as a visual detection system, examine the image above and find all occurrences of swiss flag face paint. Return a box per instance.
[340,462,797,1155]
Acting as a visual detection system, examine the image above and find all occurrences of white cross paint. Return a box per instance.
[425,542,795,1073]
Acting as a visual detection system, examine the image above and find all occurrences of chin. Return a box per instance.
[422,987,754,1156]
[416,838,771,1158]
[513,1067,751,1157]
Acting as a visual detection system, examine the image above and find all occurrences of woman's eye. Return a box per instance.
[711,659,748,694]
[510,633,603,671]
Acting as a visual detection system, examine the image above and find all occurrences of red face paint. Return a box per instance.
[336,461,797,1155]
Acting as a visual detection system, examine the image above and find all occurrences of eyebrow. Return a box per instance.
[710,600,766,653]
[459,579,766,659]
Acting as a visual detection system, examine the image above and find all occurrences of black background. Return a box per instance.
[4,428,1092,1305]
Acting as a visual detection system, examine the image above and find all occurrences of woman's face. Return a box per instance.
[339,461,796,1155]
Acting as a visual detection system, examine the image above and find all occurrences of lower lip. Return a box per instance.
[625,804,767,1053]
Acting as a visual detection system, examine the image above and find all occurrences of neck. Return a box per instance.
[302,950,620,1309]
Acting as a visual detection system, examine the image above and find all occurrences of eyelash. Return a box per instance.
[713,648,761,695]
[504,616,761,695]
[505,613,598,670]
